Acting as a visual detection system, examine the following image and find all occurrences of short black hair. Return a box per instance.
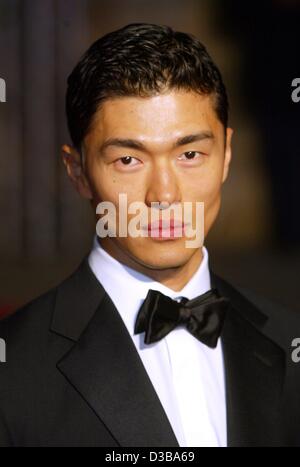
[66,23,229,150]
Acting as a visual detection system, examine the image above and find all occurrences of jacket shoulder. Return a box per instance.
[0,287,61,373]
[230,282,300,349]
[0,258,89,339]
[212,270,300,348]
[0,287,57,340]
[0,264,82,354]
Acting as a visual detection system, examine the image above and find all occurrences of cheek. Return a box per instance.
[86,161,119,201]
[187,167,223,204]
[88,168,146,208]
[200,167,223,233]
[204,175,223,206]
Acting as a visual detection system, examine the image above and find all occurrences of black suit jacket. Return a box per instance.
[0,258,299,447]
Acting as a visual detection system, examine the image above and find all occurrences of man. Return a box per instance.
[0,23,299,447]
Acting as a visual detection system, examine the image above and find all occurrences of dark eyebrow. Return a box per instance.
[99,131,214,153]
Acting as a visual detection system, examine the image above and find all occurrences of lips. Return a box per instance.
[146,219,186,232]
[140,219,188,240]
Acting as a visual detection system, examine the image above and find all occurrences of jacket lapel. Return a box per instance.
[211,272,286,447]
[50,259,179,447]
[50,258,286,447]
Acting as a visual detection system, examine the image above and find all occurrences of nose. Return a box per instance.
[145,163,181,209]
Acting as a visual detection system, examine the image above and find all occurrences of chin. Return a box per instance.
[129,243,196,271]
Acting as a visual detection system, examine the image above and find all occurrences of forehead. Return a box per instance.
[87,89,223,145]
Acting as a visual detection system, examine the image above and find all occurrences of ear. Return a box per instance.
[61,144,93,199]
[222,127,233,183]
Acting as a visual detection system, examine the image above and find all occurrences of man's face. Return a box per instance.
[64,89,232,272]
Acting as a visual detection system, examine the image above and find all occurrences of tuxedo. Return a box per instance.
[0,256,300,447]
[88,238,227,447]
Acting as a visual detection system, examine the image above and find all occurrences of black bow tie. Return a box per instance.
[134,288,230,348]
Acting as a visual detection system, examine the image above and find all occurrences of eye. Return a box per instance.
[115,156,140,167]
[178,151,203,161]
[120,156,134,164]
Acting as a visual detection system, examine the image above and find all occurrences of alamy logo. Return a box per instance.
[0,338,6,362]
[95,194,205,248]
[291,78,300,103]
[0,78,6,102]
[291,338,300,363]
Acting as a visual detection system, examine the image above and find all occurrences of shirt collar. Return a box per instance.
[88,236,212,335]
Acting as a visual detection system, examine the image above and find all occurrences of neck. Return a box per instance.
[98,238,204,292]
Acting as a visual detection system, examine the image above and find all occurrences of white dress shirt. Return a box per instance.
[88,236,227,447]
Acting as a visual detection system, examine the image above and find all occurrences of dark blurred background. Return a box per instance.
[0,0,299,317]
